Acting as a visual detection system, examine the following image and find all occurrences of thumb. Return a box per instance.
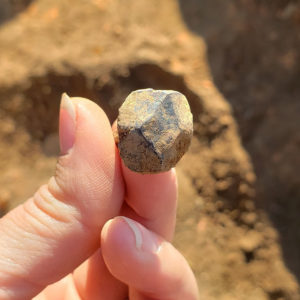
[0,94,124,300]
[101,217,199,300]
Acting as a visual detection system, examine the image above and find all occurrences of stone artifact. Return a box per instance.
[116,88,193,173]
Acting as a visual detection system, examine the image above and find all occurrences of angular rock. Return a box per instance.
[117,88,193,173]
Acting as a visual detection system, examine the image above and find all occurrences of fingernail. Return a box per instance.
[102,219,114,240]
[59,93,76,154]
[120,217,161,253]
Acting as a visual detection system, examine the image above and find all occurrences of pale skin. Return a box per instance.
[0,95,199,300]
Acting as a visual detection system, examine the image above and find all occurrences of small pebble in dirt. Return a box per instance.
[116,88,193,173]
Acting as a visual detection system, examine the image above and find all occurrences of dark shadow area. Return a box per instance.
[0,63,203,143]
[0,0,34,25]
[178,0,300,281]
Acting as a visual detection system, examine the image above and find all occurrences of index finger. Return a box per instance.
[112,120,178,240]
[121,164,177,241]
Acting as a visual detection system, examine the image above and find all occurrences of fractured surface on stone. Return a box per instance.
[117,88,193,173]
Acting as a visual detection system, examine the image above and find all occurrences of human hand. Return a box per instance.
[0,95,199,300]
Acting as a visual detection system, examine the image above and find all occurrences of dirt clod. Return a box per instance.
[117,89,193,173]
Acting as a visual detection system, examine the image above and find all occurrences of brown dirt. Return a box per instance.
[0,0,299,299]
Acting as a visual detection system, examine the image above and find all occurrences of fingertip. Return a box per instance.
[71,96,106,113]
[101,216,161,259]
[121,162,178,237]
[101,217,137,281]
[101,218,114,242]
[57,95,124,224]
[101,217,199,300]
[101,217,162,288]
[101,217,147,255]
[121,161,177,203]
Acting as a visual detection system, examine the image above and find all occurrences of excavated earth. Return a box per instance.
[0,0,300,299]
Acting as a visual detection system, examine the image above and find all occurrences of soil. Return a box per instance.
[0,0,299,299]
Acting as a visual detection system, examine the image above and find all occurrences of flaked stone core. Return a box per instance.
[117,88,193,173]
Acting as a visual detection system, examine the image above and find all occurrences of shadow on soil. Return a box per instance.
[178,0,300,282]
[1,63,202,143]
[0,0,34,25]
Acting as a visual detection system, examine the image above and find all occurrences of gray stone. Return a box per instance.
[117,88,193,173]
